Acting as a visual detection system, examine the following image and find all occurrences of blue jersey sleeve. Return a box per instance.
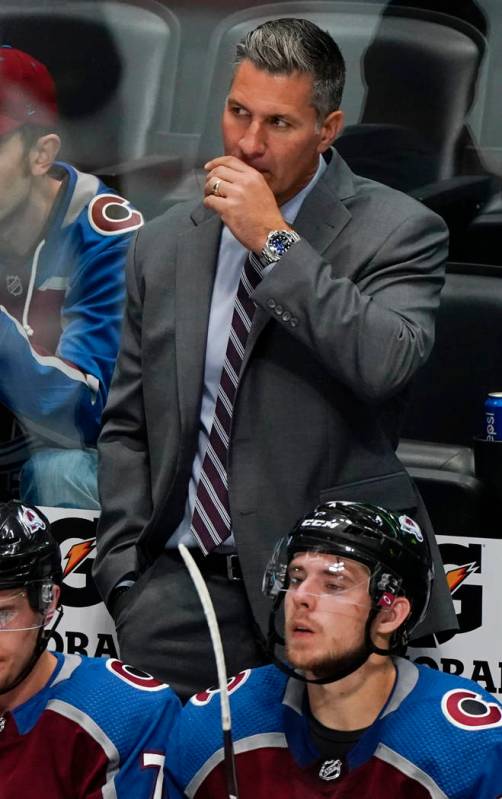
[54,657,181,799]
[0,185,141,447]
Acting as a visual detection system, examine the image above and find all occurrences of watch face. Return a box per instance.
[262,230,299,264]
[270,232,290,256]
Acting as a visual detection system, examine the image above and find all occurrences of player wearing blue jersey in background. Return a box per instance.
[0,500,180,797]
[171,502,502,798]
[0,46,143,508]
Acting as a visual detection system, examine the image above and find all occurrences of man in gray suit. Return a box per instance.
[94,18,456,699]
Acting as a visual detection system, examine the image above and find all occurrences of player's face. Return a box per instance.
[222,60,343,206]
[0,589,42,693]
[0,129,32,225]
[284,553,372,679]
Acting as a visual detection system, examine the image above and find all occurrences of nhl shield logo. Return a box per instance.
[318,759,343,781]
[6,275,23,296]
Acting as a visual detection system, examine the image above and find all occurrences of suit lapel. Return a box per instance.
[294,150,354,247]
[243,152,355,371]
[294,182,352,249]
[175,206,221,438]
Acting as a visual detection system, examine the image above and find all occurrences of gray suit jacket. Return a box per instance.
[94,150,454,638]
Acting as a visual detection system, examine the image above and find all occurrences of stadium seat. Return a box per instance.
[0,1,181,216]
[402,264,502,446]
[396,439,484,535]
[0,0,180,169]
[359,6,485,183]
[399,264,502,531]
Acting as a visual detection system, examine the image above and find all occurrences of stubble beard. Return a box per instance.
[286,637,369,681]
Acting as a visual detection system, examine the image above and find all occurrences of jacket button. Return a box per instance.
[290,317,299,327]
[282,311,291,321]
[267,298,276,309]
[275,304,283,315]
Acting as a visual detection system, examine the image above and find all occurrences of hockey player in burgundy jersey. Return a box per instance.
[0,46,143,507]
[171,502,502,798]
[0,500,180,798]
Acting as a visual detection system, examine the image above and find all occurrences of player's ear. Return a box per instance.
[317,110,344,153]
[29,133,61,176]
[45,584,61,623]
[374,596,411,637]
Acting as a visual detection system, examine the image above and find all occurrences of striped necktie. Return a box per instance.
[191,252,264,554]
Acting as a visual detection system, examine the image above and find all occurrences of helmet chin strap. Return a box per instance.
[0,606,63,696]
[266,605,399,685]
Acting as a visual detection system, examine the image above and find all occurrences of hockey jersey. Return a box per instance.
[0,162,143,449]
[0,652,180,798]
[170,658,502,798]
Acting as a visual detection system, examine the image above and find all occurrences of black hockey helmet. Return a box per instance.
[0,500,62,613]
[264,501,433,645]
[262,501,434,684]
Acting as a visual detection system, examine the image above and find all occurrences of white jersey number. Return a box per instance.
[142,752,165,799]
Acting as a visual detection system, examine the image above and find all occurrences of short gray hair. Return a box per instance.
[234,18,346,120]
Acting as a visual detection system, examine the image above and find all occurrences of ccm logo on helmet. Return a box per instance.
[442,688,502,730]
[105,659,169,691]
[301,518,340,529]
[88,194,144,236]
[191,670,251,706]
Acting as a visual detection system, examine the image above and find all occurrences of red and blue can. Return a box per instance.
[485,393,502,441]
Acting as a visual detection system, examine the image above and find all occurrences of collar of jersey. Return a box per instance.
[280,657,418,770]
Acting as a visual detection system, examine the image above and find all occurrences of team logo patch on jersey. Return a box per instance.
[398,515,423,542]
[88,194,144,236]
[106,659,169,691]
[442,688,502,730]
[191,670,251,705]
[319,759,343,781]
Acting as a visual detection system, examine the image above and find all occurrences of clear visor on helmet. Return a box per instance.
[263,538,378,617]
[0,582,51,632]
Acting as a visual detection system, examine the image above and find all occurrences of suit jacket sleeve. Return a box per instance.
[94,231,152,604]
[253,206,448,402]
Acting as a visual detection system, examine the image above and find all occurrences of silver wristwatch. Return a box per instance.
[260,229,301,265]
